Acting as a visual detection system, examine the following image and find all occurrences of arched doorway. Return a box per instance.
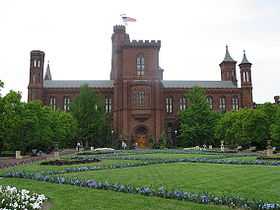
[134,126,148,148]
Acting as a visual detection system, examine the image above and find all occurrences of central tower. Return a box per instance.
[111,25,163,145]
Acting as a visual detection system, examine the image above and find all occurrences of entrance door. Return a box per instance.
[135,134,147,148]
[134,126,148,148]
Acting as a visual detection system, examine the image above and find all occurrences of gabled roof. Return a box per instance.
[162,80,237,88]
[43,80,114,88]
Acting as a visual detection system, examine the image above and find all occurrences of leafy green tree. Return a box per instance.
[215,108,269,148]
[70,85,108,148]
[179,87,220,146]
[271,106,280,146]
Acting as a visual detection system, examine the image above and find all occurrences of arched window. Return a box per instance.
[219,96,226,112]
[179,97,186,111]
[49,96,56,111]
[33,60,37,67]
[136,91,145,106]
[105,97,112,112]
[207,96,213,110]
[64,96,70,111]
[166,97,173,113]
[136,54,144,76]
[232,96,239,111]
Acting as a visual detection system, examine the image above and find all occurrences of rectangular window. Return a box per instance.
[49,96,56,111]
[136,91,145,106]
[136,55,144,76]
[166,97,173,113]
[219,97,226,112]
[179,97,186,111]
[105,97,112,113]
[64,96,70,111]
[207,96,213,110]
[232,96,239,111]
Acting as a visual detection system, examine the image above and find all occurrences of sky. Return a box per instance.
[0,0,279,103]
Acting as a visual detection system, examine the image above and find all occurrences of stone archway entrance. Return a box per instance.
[134,126,148,148]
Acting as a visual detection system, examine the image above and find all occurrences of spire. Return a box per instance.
[240,50,251,64]
[44,61,52,80]
[223,45,236,62]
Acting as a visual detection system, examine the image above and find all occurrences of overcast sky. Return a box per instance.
[0,0,279,103]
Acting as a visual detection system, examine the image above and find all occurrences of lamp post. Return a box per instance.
[174,129,178,147]
[111,129,114,147]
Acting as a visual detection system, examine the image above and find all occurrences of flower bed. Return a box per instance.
[0,185,47,210]
[40,158,100,166]
[4,172,280,210]
[257,156,280,161]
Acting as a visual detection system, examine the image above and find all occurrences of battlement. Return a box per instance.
[124,39,161,49]
[113,25,126,33]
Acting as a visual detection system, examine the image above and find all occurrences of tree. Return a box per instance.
[179,87,220,146]
[215,108,269,148]
[70,85,108,148]
[271,106,280,146]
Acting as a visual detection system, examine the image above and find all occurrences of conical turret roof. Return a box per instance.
[240,50,251,65]
[44,61,52,80]
[222,45,236,62]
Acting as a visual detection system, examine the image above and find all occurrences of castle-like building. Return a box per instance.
[28,25,253,147]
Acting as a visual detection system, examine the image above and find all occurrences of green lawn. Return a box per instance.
[0,178,230,210]
[60,162,280,202]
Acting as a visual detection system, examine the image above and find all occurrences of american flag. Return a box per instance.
[121,15,136,22]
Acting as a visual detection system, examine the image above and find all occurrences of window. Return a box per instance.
[166,97,173,113]
[179,97,186,111]
[64,96,70,111]
[33,60,37,67]
[38,60,41,68]
[219,97,226,112]
[136,54,144,76]
[232,96,239,111]
[207,96,213,110]
[49,96,56,111]
[105,97,112,113]
[136,91,145,106]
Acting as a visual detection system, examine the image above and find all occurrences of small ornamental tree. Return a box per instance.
[70,85,109,148]
[179,87,220,147]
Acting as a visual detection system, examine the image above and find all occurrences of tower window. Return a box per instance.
[38,60,41,68]
[219,96,226,112]
[64,96,70,111]
[136,54,145,76]
[33,60,37,67]
[49,96,56,111]
[135,91,145,106]
[166,97,173,113]
[207,96,213,110]
[179,97,186,111]
[105,97,112,113]
[232,96,239,111]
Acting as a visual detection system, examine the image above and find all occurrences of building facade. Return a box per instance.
[28,25,254,147]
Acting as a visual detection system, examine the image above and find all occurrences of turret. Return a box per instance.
[28,50,45,101]
[219,45,237,86]
[110,25,130,80]
[44,61,52,80]
[239,50,253,108]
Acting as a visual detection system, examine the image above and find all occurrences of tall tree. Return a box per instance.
[179,87,220,146]
[70,85,108,147]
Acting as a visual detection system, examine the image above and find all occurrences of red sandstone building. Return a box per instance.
[28,25,253,146]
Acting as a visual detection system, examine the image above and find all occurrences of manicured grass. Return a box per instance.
[0,159,140,175]
[61,162,280,202]
[0,178,230,210]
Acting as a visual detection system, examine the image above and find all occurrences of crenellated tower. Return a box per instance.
[220,45,237,86]
[239,50,253,108]
[28,50,45,101]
